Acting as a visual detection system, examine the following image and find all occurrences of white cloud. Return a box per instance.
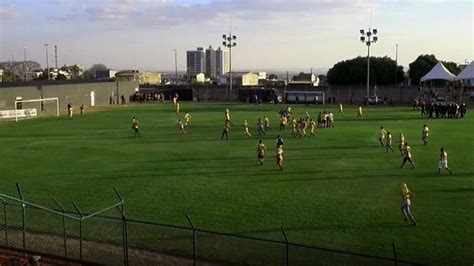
[0,4,24,21]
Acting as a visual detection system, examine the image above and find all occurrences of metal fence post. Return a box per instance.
[281,226,289,266]
[16,183,26,250]
[73,202,84,261]
[392,240,398,266]
[53,198,68,258]
[1,199,7,246]
[114,187,128,266]
[185,214,196,266]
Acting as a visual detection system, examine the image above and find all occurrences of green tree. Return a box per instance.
[441,61,461,76]
[408,54,438,85]
[327,56,404,86]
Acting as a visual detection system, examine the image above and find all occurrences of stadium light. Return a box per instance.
[360,27,378,98]
[44,43,50,80]
[222,31,237,100]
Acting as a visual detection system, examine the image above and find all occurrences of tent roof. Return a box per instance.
[420,62,455,82]
[455,61,474,80]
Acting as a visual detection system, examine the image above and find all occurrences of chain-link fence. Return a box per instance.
[0,184,422,266]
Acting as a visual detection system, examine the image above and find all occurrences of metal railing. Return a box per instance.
[0,184,422,266]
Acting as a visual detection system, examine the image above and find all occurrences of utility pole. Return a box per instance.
[395,44,398,86]
[173,49,178,84]
[44,43,50,80]
[23,46,27,81]
[11,53,15,82]
[54,45,58,69]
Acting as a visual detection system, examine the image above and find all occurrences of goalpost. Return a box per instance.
[14,97,59,122]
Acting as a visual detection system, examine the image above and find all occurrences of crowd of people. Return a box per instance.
[417,101,467,119]
[130,91,165,103]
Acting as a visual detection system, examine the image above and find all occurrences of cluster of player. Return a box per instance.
[66,103,85,118]
[278,108,317,138]
[377,124,453,226]
[377,124,452,174]
[256,135,285,170]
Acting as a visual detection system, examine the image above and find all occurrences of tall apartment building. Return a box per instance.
[188,46,229,79]
[186,47,205,76]
[216,47,229,76]
[205,46,217,78]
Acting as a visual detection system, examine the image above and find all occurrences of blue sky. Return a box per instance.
[1,0,472,72]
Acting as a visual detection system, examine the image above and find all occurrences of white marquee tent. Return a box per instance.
[420,62,456,82]
[455,61,474,81]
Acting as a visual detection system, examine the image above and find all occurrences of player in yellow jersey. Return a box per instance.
[337,103,344,116]
[401,142,415,169]
[184,112,191,126]
[438,148,452,174]
[291,117,297,136]
[256,140,267,165]
[357,105,363,118]
[401,183,417,226]
[422,124,429,145]
[221,121,231,140]
[243,120,252,137]
[385,132,394,152]
[378,126,387,147]
[276,146,284,170]
[172,95,178,106]
[279,116,286,131]
[309,119,316,137]
[263,116,270,131]
[225,108,231,123]
[175,102,180,114]
[399,133,405,156]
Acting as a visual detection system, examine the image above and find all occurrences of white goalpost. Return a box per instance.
[14,97,59,122]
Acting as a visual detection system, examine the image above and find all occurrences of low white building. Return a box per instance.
[219,72,259,86]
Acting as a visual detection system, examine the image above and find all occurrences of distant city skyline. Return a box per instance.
[1,0,472,73]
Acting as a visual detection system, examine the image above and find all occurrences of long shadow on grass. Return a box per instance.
[232,222,408,236]
[342,116,426,122]
[415,187,474,193]
[145,222,408,243]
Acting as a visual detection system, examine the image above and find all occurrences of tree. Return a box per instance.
[327,56,404,86]
[317,74,328,86]
[408,54,438,85]
[408,55,461,85]
[83,64,108,80]
[441,61,461,76]
[0,61,41,81]
[268,74,278,80]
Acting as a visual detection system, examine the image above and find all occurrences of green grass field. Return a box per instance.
[0,103,473,265]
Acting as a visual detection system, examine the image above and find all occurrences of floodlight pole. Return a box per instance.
[395,44,398,86]
[11,53,15,82]
[23,46,27,81]
[44,43,50,80]
[173,49,178,84]
[222,32,237,100]
[360,28,378,98]
[54,45,58,69]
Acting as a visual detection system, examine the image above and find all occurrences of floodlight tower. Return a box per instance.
[44,43,50,80]
[222,33,236,100]
[173,48,178,84]
[360,28,378,97]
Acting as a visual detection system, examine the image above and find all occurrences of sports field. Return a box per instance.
[0,103,472,265]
